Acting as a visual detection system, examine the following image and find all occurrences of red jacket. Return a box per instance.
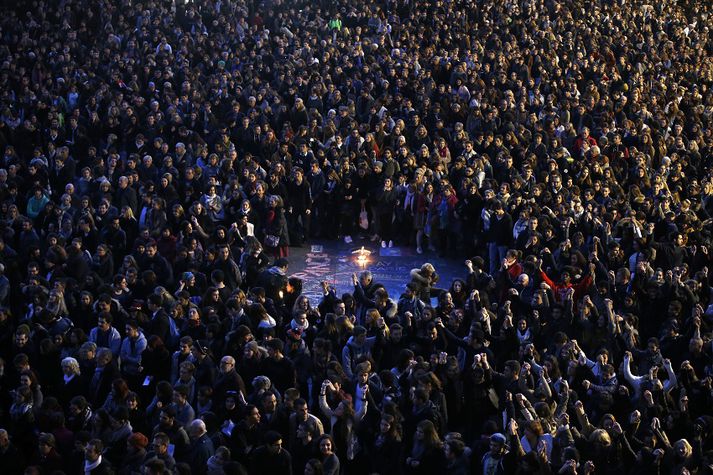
[539,271,593,302]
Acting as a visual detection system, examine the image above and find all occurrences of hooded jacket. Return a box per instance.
[341,335,378,380]
[120,331,147,376]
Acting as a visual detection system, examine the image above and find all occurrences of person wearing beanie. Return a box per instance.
[341,325,378,380]
[481,431,510,474]
[32,432,63,473]
[119,433,149,475]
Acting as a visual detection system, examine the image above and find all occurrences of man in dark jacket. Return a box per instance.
[142,432,176,472]
[140,240,173,287]
[286,167,311,246]
[89,348,119,406]
[146,294,171,347]
[213,356,246,409]
[262,339,297,394]
[250,431,292,475]
[257,259,290,315]
[151,407,190,463]
[115,176,139,215]
[84,439,115,474]
[486,200,512,275]
[187,420,215,475]
[0,428,26,475]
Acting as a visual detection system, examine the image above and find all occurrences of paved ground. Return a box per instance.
[285,237,468,304]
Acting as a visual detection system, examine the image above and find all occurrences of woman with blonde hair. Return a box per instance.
[362,132,380,158]
[409,262,440,302]
[60,357,83,406]
[120,205,138,244]
[168,203,186,234]
[335,316,354,350]
[46,288,69,319]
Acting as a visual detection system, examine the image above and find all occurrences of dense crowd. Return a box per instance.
[0,0,712,473]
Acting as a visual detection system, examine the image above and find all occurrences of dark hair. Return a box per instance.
[264,430,282,444]
[148,294,163,307]
[304,459,324,475]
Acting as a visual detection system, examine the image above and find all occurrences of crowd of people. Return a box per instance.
[0,0,712,473]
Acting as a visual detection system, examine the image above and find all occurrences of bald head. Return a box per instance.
[188,419,207,439]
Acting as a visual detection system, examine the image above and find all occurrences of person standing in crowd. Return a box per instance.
[0,0,711,474]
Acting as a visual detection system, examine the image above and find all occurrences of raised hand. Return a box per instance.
[508,418,519,436]
[630,410,641,425]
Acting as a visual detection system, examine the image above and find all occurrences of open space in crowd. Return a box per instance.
[0,0,712,473]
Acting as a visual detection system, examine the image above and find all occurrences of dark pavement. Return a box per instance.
[285,237,468,304]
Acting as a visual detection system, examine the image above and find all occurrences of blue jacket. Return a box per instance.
[89,326,122,357]
[120,331,147,376]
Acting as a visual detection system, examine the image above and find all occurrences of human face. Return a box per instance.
[295,403,308,421]
[380,419,391,434]
[39,440,52,455]
[85,444,100,462]
[490,441,505,456]
[263,395,278,412]
[98,318,111,331]
[268,438,282,454]
[220,358,234,373]
[15,333,28,346]
[158,413,173,428]
[126,325,138,339]
[320,438,333,455]
[152,439,167,455]
[248,408,261,425]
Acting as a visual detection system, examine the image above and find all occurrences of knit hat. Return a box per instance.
[128,432,149,449]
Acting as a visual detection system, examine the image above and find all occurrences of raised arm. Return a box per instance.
[319,381,335,418]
